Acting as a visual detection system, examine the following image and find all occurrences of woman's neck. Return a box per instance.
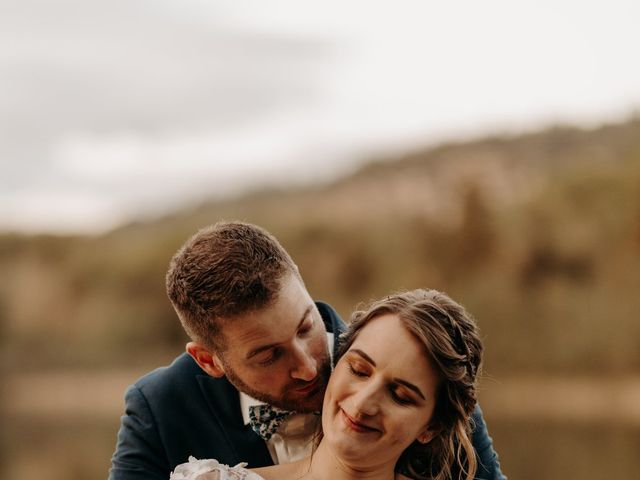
[297,439,399,480]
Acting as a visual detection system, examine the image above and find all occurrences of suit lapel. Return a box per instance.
[196,374,273,467]
[315,301,346,361]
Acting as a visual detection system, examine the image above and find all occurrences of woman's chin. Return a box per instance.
[330,441,372,463]
[324,424,378,463]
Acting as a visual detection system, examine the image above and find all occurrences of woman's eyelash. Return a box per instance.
[348,363,368,377]
[390,388,414,405]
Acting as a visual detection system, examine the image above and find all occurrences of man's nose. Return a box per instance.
[290,341,318,381]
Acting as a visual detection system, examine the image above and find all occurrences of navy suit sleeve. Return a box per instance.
[109,384,170,480]
[471,405,506,480]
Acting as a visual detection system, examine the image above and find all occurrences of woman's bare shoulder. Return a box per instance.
[252,459,309,480]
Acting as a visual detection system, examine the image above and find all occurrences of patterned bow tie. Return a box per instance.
[248,404,295,441]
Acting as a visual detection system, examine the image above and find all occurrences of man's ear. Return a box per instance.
[186,341,226,378]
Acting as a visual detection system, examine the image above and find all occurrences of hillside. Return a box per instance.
[1,118,639,375]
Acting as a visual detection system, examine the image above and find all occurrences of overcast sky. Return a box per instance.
[2,0,640,233]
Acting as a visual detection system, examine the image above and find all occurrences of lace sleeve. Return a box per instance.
[170,456,264,480]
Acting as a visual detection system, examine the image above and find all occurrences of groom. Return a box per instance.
[109,221,504,480]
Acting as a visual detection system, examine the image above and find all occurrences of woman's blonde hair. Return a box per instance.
[338,289,483,480]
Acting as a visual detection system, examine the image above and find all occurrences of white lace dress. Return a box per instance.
[170,457,265,480]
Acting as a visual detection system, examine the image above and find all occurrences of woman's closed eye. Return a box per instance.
[347,361,369,377]
[347,361,417,405]
[390,386,415,406]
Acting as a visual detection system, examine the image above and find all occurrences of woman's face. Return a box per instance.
[322,313,440,468]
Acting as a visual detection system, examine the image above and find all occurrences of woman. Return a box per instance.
[171,289,483,480]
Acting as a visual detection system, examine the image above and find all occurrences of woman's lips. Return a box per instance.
[340,408,379,433]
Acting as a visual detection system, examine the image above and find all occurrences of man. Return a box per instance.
[109,221,504,480]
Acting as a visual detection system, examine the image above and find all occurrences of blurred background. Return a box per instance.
[2,1,640,478]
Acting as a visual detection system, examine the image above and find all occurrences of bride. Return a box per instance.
[170,289,483,480]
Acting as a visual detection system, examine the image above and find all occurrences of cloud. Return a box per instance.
[0,0,338,161]
[3,0,640,233]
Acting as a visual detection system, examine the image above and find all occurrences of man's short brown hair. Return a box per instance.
[166,221,298,350]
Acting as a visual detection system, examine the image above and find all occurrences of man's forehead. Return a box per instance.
[223,303,315,351]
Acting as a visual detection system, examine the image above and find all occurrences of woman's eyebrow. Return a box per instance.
[349,349,376,366]
[393,378,426,400]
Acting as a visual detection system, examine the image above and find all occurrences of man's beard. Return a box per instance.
[222,356,332,413]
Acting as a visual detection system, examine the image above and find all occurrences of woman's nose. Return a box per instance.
[351,382,381,417]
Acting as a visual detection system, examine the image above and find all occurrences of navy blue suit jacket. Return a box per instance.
[109,302,504,479]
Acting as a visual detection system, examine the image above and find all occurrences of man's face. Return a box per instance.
[215,272,332,412]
